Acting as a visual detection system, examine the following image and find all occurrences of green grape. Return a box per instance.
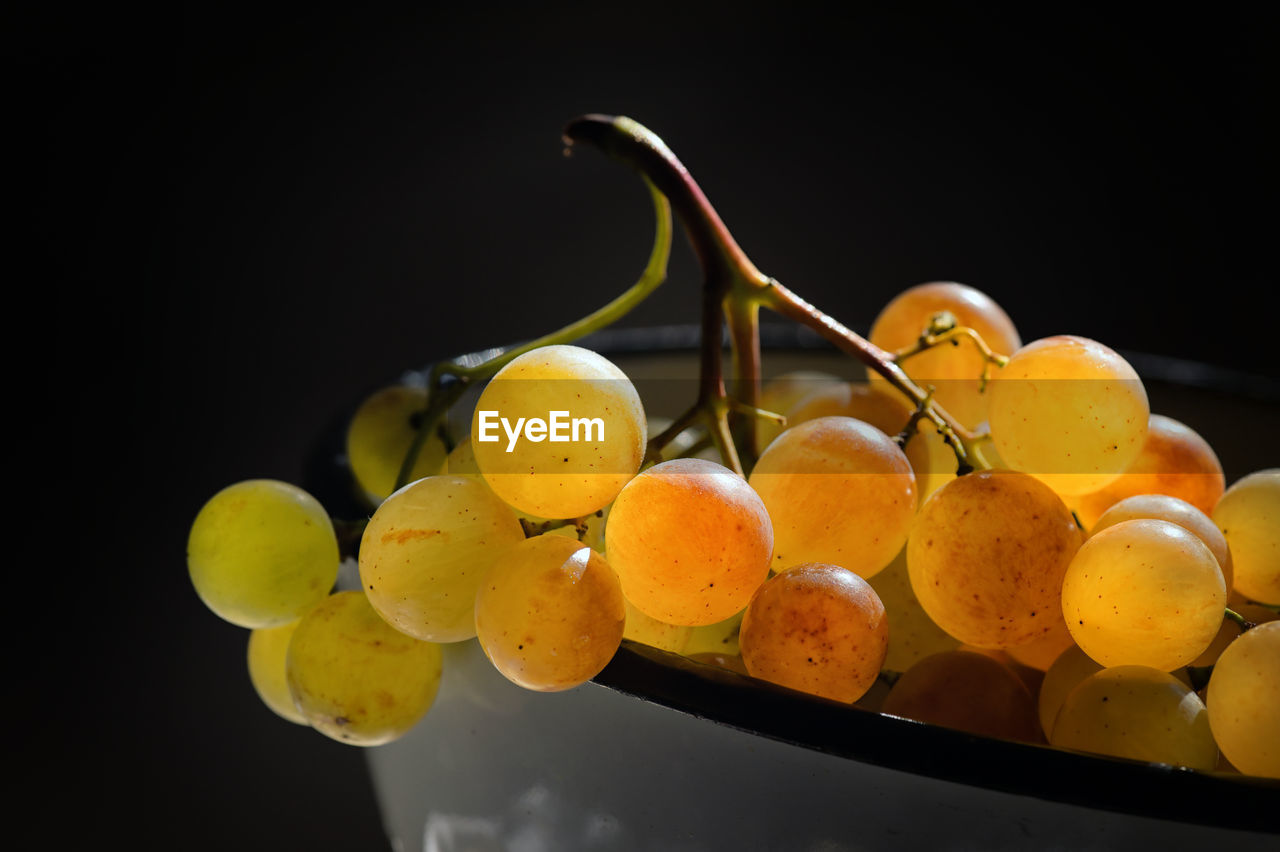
[474,535,625,692]
[866,548,960,673]
[866,281,1022,429]
[1051,666,1218,771]
[1066,414,1225,530]
[188,479,339,628]
[470,344,646,520]
[1206,621,1280,778]
[987,335,1149,496]
[1037,644,1103,740]
[739,563,888,704]
[346,384,449,506]
[359,474,525,643]
[881,649,1042,743]
[1213,469,1280,605]
[286,590,444,746]
[1092,493,1233,592]
[1062,519,1225,671]
[247,619,308,725]
[906,470,1082,648]
[682,609,745,657]
[748,416,916,579]
[623,598,692,654]
[605,458,773,626]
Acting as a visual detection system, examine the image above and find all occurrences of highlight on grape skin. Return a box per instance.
[187,479,340,629]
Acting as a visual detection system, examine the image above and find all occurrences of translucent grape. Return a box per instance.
[188,479,339,629]
[1190,603,1276,667]
[1005,612,1076,672]
[1037,644,1103,739]
[605,458,773,626]
[247,619,308,725]
[753,370,842,454]
[359,474,526,643]
[1213,469,1279,605]
[1062,519,1226,671]
[1067,414,1224,530]
[474,535,625,692]
[866,281,1022,429]
[346,384,449,506]
[748,416,916,579]
[682,609,745,657]
[880,649,1041,743]
[907,470,1082,648]
[1092,494,1233,592]
[1051,666,1217,771]
[623,598,692,654]
[987,335,1149,496]
[286,590,443,746]
[1206,621,1280,778]
[470,344,646,519]
[739,563,888,704]
[865,548,960,673]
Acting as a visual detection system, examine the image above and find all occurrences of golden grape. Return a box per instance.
[1213,469,1280,605]
[1206,621,1280,778]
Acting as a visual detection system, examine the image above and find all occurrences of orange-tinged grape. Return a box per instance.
[907,470,1082,648]
[1062,519,1226,671]
[1006,612,1076,672]
[346,384,449,506]
[754,370,843,454]
[623,598,692,654]
[247,619,308,725]
[474,535,625,692]
[682,609,745,657]
[1092,494,1233,592]
[1038,644,1103,739]
[1206,621,1280,778]
[1213,469,1280,605]
[787,382,955,503]
[1066,414,1225,529]
[748,417,916,579]
[359,475,525,643]
[881,649,1042,743]
[286,590,444,746]
[866,548,961,673]
[605,458,773,626]
[739,563,888,704]
[987,335,1149,496]
[1051,666,1217,771]
[470,344,646,519]
[188,479,340,629]
[866,281,1021,429]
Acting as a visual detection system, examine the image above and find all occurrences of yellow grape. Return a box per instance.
[748,416,916,579]
[1050,666,1217,771]
[346,384,449,506]
[246,619,308,725]
[188,479,339,629]
[474,535,625,692]
[866,281,1022,429]
[1092,494,1233,592]
[470,344,646,519]
[1062,519,1225,671]
[881,649,1042,744]
[987,335,1149,496]
[1067,414,1225,530]
[754,370,842,454]
[1213,469,1279,605]
[907,470,1082,648]
[1206,621,1280,778]
[1190,603,1277,667]
[739,563,888,704]
[865,548,961,673]
[286,590,443,746]
[682,609,745,657]
[623,598,692,654]
[1005,611,1076,672]
[1037,644,1103,740]
[359,475,525,643]
[605,458,773,626]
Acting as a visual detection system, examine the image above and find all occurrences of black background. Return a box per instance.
[12,3,1276,849]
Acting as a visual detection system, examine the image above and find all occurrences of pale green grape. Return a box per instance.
[866,548,960,673]
[1206,621,1280,778]
[1037,644,1103,740]
[475,535,625,692]
[286,590,444,746]
[346,384,449,506]
[359,474,525,643]
[987,335,1149,496]
[470,344,646,519]
[682,609,745,657]
[1213,469,1280,605]
[188,479,339,628]
[748,416,916,579]
[623,598,692,654]
[1051,666,1218,771]
[247,619,308,725]
[1062,519,1225,671]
